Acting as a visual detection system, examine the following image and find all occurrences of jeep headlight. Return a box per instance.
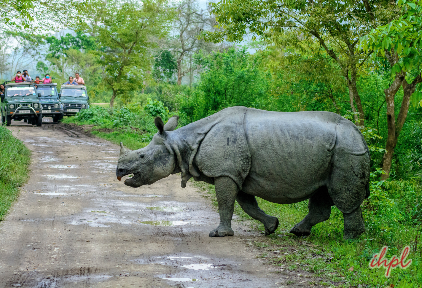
[9,104,14,109]
[82,104,86,108]
[33,103,38,108]
[54,104,59,108]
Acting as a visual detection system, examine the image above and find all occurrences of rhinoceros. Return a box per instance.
[116,106,370,239]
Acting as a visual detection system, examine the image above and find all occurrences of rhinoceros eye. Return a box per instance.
[140,154,145,159]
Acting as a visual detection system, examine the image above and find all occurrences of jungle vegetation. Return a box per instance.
[1,0,421,286]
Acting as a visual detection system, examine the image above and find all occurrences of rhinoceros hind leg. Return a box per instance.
[236,191,279,235]
[343,206,365,240]
[290,186,332,237]
[209,177,238,237]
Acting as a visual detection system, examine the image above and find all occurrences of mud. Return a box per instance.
[0,119,320,287]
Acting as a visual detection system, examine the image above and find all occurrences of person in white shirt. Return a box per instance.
[22,70,32,81]
[74,73,85,85]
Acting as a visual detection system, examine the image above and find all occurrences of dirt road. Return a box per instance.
[0,120,312,287]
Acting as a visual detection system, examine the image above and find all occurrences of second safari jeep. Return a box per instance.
[59,85,89,116]
[36,83,64,122]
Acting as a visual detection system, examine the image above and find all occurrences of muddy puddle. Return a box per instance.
[138,220,189,226]
[67,200,208,228]
[146,206,184,212]
[39,155,59,162]
[45,174,79,179]
[133,254,275,287]
[48,164,78,169]
[6,271,112,288]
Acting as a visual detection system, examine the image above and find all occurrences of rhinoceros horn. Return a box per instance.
[119,142,130,157]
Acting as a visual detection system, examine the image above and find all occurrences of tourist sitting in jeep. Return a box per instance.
[12,71,25,83]
[42,74,52,84]
[63,76,77,85]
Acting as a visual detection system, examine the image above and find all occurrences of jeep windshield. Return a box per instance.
[61,89,87,97]
[6,87,36,97]
[37,87,58,97]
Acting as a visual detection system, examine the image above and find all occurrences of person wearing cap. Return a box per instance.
[74,72,85,85]
[22,70,32,81]
[12,71,25,83]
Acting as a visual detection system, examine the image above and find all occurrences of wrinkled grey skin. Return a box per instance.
[117,107,370,239]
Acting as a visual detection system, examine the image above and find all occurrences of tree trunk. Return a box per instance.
[380,73,404,180]
[381,74,422,180]
[110,90,117,109]
[177,58,182,85]
[347,68,365,127]
[346,80,359,124]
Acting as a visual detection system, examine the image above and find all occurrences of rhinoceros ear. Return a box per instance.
[164,116,179,131]
[119,142,130,157]
[155,117,164,134]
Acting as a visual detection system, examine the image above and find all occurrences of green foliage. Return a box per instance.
[0,126,30,220]
[45,31,98,59]
[36,61,49,75]
[66,105,161,149]
[144,98,169,119]
[153,50,177,82]
[393,118,422,179]
[180,48,271,122]
[0,0,88,31]
[361,0,422,106]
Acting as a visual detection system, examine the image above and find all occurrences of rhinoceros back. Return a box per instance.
[242,109,365,203]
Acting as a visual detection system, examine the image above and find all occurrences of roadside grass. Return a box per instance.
[195,181,422,288]
[91,103,110,108]
[63,106,422,287]
[0,126,31,221]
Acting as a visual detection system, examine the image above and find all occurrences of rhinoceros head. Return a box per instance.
[116,116,179,188]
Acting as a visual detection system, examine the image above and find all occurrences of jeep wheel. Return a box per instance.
[6,115,11,126]
[36,114,42,127]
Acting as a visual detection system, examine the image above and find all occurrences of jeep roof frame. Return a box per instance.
[36,83,58,87]
[61,85,86,89]
[5,82,36,87]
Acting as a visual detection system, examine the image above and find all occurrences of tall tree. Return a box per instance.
[170,0,215,85]
[362,0,422,179]
[206,0,399,127]
[81,0,173,107]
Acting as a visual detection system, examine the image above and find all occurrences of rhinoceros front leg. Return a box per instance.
[236,191,279,235]
[209,177,238,237]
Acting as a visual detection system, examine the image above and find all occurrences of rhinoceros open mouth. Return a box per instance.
[124,173,143,188]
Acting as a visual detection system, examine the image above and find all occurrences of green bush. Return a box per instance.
[144,98,169,119]
[180,48,271,122]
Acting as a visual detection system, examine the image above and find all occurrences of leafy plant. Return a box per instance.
[144,98,169,119]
